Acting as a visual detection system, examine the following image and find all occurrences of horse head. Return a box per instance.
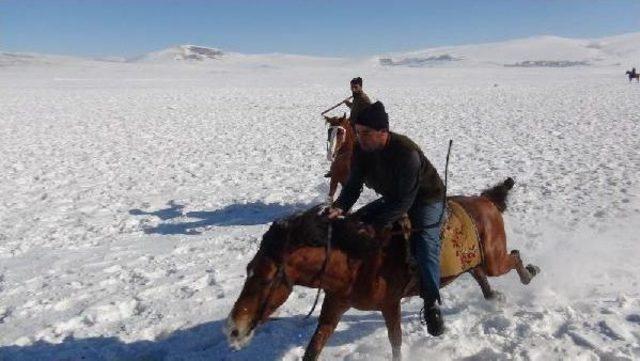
[324,113,354,161]
[324,112,348,127]
[225,220,295,350]
[226,206,382,352]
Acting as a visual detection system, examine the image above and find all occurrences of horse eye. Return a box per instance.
[247,269,254,278]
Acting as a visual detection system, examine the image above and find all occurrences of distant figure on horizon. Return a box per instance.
[626,67,639,82]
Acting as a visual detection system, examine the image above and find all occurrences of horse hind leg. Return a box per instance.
[509,250,540,285]
[469,266,504,301]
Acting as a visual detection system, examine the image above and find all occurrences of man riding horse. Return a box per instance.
[325,101,447,336]
[345,77,372,126]
[627,67,639,82]
[325,77,372,178]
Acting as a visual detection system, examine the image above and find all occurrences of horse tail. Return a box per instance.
[480,177,515,213]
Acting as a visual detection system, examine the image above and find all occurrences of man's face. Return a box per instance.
[350,83,362,93]
[355,124,387,152]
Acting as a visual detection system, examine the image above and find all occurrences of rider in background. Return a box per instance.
[344,77,372,127]
[325,101,447,336]
[325,77,372,178]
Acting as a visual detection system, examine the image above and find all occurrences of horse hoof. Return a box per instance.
[488,291,506,302]
[526,264,541,277]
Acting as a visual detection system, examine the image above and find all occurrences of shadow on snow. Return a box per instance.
[0,312,416,361]
[130,200,317,235]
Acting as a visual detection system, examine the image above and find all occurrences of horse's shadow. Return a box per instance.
[130,200,316,235]
[0,312,409,361]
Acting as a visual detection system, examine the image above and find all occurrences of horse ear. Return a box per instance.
[323,115,330,122]
[343,112,346,119]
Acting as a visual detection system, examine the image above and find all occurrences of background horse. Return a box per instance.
[324,114,355,201]
[226,178,539,361]
[626,70,639,82]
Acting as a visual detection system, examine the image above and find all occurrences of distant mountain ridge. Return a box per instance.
[377,33,640,67]
[2,32,638,68]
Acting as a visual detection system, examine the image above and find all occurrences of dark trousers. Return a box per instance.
[408,200,444,304]
[355,199,444,304]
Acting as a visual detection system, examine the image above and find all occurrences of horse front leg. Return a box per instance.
[303,294,350,361]
[382,301,403,361]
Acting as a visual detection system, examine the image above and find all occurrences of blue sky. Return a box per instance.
[2,0,639,58]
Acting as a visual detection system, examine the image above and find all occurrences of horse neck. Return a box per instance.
[287,237,404,295]
[288,246,359,293]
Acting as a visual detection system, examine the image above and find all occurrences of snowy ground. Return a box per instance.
[1,63,639,360]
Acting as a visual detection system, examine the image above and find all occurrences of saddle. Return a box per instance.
[395,200,483,281]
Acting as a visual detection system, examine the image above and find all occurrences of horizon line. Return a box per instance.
[3,30,638,60]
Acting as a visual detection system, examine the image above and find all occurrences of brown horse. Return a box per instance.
[226,178,539,360]
[626,70,639,82]
[324,114,355,201]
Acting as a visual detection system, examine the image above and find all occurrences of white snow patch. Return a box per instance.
[0,55,639,360]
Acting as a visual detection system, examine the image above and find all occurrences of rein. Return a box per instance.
[253,263,284,328]
[304,223,333,318]
[253,249,293,328]
[254,220,334,323]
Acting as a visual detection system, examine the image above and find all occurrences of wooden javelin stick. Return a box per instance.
[321,96,353,116]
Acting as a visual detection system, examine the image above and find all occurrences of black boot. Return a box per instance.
[423,302,444,336]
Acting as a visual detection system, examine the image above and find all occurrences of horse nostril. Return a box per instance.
[230,329,239,338]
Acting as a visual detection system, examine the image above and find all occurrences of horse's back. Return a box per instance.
[448,195,504,231]
[448,196,509,276]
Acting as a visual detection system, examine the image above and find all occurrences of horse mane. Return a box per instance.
[259,205,379,260]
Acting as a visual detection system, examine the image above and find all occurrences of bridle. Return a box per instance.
[252,220,335,324]
[251,255,293,329]
[327,125,347,161]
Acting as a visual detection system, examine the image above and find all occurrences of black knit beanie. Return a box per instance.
[354,101,389,130]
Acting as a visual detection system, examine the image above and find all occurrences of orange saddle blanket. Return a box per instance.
[439,200,483,277]
[401,200,483,278]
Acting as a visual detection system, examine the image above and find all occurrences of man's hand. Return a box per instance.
[344,100,352,108]
[357,223,376,238]
[325,207,344,220]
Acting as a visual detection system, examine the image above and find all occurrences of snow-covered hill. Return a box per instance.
[129,44,354,69]
[378,33,640,67]
[0,52,91,67]
[4,32,638,70]
[131,45,225,63]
